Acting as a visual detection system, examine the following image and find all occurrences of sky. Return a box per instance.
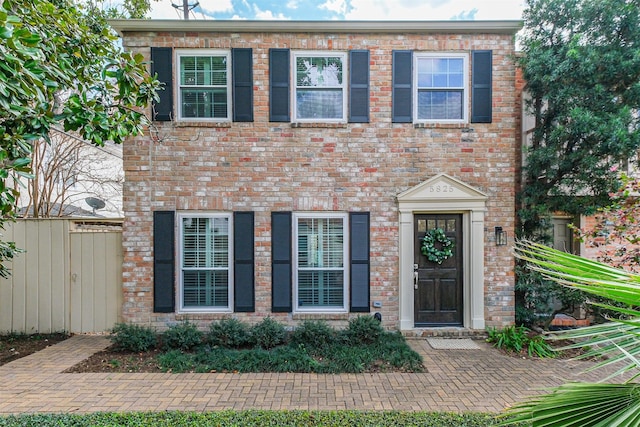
[150,0,525,21]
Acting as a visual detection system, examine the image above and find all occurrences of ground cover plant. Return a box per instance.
[0,332,68,366]
[0,410,521,426]
[486,326,555,358]
[68,316,424,374]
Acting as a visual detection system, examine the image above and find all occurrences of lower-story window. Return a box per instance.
[179,213,232,311]
[294,213,348,311]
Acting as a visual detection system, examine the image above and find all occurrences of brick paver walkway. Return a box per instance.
[0,335,618,414]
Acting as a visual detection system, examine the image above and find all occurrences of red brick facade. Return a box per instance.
[114,20,521,331]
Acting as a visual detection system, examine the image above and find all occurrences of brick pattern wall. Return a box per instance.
[121,30,519,330]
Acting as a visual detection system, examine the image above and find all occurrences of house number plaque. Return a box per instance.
[429,185,455,193]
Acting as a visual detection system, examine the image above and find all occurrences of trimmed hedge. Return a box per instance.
[0,410,521,426]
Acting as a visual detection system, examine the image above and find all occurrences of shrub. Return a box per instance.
[290,320,336,352]
[110,323,157,352]
[250,317,287,349]
[341,315,384,345]
[486,325,555,358]
[161,320,203,351]
[0,410,512,426]
[207,318,251,348]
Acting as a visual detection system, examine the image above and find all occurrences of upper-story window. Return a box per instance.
[177,50,232,121]
[293,52,348,122]
[414,53,468,123]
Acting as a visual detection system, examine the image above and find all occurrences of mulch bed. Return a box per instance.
[0,333,69,366]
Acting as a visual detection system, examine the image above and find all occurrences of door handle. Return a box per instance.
[414,271,419,290]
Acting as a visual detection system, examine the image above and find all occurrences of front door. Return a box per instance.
[414,214,463,326]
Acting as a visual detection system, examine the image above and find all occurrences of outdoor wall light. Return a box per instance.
[495,227,507,246]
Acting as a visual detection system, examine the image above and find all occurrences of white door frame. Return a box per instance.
[397,173,487,331]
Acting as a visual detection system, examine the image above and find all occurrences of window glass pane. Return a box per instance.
[296,89,343,119]
[296,56,343,87]
[183,270,229,307]
[297,218,343,268]
[417,57,464,89]
[180,56,227,86]
[298,271,344,307]
[417,90,463,120]
[181,88,228,119]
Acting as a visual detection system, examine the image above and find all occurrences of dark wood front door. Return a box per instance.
[414,214,463,326]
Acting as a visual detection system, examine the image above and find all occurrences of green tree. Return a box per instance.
[0,0,159,276]
[505,240,640,426]
[577,174,640,272]
[516,0,640,324]
[88,0,160,19]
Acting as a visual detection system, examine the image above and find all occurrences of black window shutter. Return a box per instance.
[234,211,255,312]
[269,49,290,122]
[350,212,370,312]
[153,211,175,312]
[271,212,292,312]
[471,50,492,123]
[232,48,253,122]
[150,47,173,122]
[349,50,370,123]
[392,50,412,123]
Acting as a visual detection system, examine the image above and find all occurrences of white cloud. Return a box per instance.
[345,0,523,20]
[253,5,288,20]
[286,0,299,9]
[320,0,348,15]
[147,0,232,19]
[198,0,234,15]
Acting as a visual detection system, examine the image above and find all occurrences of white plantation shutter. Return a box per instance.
[181,216,230,308]
[296,216,345,308]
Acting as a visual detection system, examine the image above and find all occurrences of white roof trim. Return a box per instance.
[109,19,523,36]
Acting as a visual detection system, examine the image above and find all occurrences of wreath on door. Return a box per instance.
[421,228,455,264]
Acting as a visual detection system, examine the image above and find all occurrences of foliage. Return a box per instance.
[421,228,455,264]
[249,317,287,350]
[0,0,159,274]
[518,0,640,234]
[486,326,555,358]
[152,317,423,374]
[576,174,640,272]
[341,315,384,345]
[289,320,337,353]
[110,323,157,352]
[0,410,517,427]
[515,0,640,325]
[502,239,640,426]
[207,318,251,348]
[88,0,159,19]
[160,320,203,351]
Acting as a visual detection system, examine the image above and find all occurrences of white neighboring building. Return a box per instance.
[16,131,123,218]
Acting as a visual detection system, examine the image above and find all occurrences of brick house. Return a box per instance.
[110,19,522,333]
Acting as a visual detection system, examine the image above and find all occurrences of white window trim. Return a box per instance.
[293,212,349,313]
[177,212,234,313]
[413,52,469,124]
[291,51,348,124]
[176,49,232,122]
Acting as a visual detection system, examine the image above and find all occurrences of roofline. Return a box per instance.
[109,19,523,36]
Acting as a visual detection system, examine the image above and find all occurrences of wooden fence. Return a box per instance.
[0,219,123,334]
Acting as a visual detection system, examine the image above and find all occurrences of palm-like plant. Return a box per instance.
[504,240,640,426]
